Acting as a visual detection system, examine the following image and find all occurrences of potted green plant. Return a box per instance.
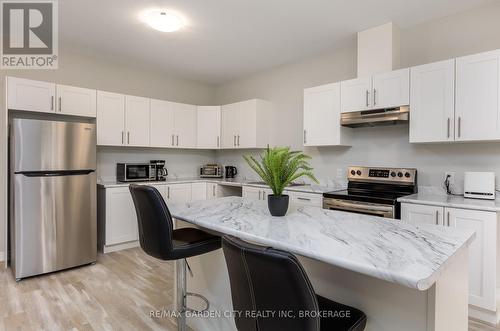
[243,146,318,216]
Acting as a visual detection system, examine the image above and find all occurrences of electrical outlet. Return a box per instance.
[445,172,455,185]
[336,168,344,178]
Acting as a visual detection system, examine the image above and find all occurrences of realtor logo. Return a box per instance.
[1,0,58,69]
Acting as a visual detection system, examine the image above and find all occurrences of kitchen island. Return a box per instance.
[169,197,475,331]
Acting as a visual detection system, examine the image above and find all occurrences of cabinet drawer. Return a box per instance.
[286,191,322,207]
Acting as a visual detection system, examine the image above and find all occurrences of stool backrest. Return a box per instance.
[129,184,174,260]
[222,236,320,331]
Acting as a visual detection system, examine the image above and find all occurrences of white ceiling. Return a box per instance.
[60,0,493,84]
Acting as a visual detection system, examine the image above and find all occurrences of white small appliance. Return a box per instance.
[464,172,495,200]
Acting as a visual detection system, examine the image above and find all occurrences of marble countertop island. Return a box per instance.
[169,196,475,291]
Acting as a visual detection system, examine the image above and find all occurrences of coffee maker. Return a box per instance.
[225,166,237,179]
[150,160,168,181]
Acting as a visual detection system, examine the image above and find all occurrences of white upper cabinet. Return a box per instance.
[56,84,96,117]
[341,76,372,113]
[97,91,126,146]
[341,69,409,113]
[7,77,56,113]
[372,68,409,109]
[125,95,150,147]
[221,99,270,149]
[456,50,500,141]
[410,59,456,143]
[172,102,197,148]
[303,82,350,146]
[221,102,239,148]
[150,99,175,148]
[197,106,221,149]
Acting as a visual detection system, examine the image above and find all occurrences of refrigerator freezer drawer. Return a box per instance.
[12,172,97,279]
[11,118,96,172]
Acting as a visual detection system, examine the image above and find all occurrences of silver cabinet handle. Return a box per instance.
[171,134,174,146]
[237,135,240,146]
[51,96,54,110]
[447,118,450,138]
[167,186,170,199]
[58,97,62,112]
[176,135,179,146]
[373,89,377,106]
[233,135,236,147]
[458,117,461,138]
[435,210,439,225]
[213,185,216,196]
[297,197,311,201]
[127,131,130,144]
[303,130,307,144]
[258,190,261,200]
[217,136,220,148]
[447,211,450,226]
[121,131,124,144]
[366,90,370,107]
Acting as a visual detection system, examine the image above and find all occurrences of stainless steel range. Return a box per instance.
[323,166,417,219]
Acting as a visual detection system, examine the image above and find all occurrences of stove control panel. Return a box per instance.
[347,166,417,184]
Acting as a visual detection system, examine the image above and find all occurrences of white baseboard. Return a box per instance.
[102,241,139,254]
[469,305,499,325]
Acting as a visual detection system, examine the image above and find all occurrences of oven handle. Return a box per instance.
[323,199,394,216]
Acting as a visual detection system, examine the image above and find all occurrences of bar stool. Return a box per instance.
[129,184,221,331]
[222,235,367,331]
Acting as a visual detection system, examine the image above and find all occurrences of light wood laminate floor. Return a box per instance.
[0,248,498,331]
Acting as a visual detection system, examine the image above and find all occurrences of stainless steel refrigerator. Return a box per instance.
[9,118,97,280]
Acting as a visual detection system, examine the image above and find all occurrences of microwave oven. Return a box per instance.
[200,164,223,178]
[117,163,156,182]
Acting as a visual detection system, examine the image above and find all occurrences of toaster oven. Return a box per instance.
[200,164,223,178]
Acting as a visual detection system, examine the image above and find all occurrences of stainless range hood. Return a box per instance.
[341,106,409,128]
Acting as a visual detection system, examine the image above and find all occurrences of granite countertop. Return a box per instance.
[169,196,475,291]
[398,193,500,212]
[97,178,337,194]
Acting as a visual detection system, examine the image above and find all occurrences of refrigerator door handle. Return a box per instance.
[17,170,95,177]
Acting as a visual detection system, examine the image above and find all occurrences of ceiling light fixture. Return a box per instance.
[143,9,185,32]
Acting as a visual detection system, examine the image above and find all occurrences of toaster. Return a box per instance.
[464,172,495,200]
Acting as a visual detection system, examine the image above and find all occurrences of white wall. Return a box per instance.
[214,1,500,192]
[0,48,217,261]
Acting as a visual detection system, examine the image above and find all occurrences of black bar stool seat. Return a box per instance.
[222,235,367,331]
[129,184,221,331]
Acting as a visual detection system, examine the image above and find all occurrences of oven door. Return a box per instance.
[323,198,395,218]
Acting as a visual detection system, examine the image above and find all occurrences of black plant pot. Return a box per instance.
[267,194,289,217]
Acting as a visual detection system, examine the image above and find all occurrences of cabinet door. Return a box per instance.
[238,100,257,148]
[401,203,443,226]
[7,77,56,113]
[125,95,150,147]
[197,106,221,149]
[372,68,409,109]
[242,186,262,200]
[206,183,218,200]
[56,84,96,117]
[340,77,372,113]
[446,207,497,310]
[221,103,238,148]
[150,99,175,148]
[410,60,455,143]
[144,183,167,202]
[286,191,322,207]
[456,50,500,141]
[165,184,192,204]
[173,103,197,148]
[105,187,138,245]
[303,83,341,146]
[96,91,125,146]
[191,182,207,201]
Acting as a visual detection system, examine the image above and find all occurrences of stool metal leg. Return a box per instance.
[176,259,187,331]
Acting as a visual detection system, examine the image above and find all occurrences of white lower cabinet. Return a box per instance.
[242,186,271,201]
[206,183,219,200]
[285,190,323,207]
[401,203,498,314]
[191,182,208,201]
[164,183,192,204]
